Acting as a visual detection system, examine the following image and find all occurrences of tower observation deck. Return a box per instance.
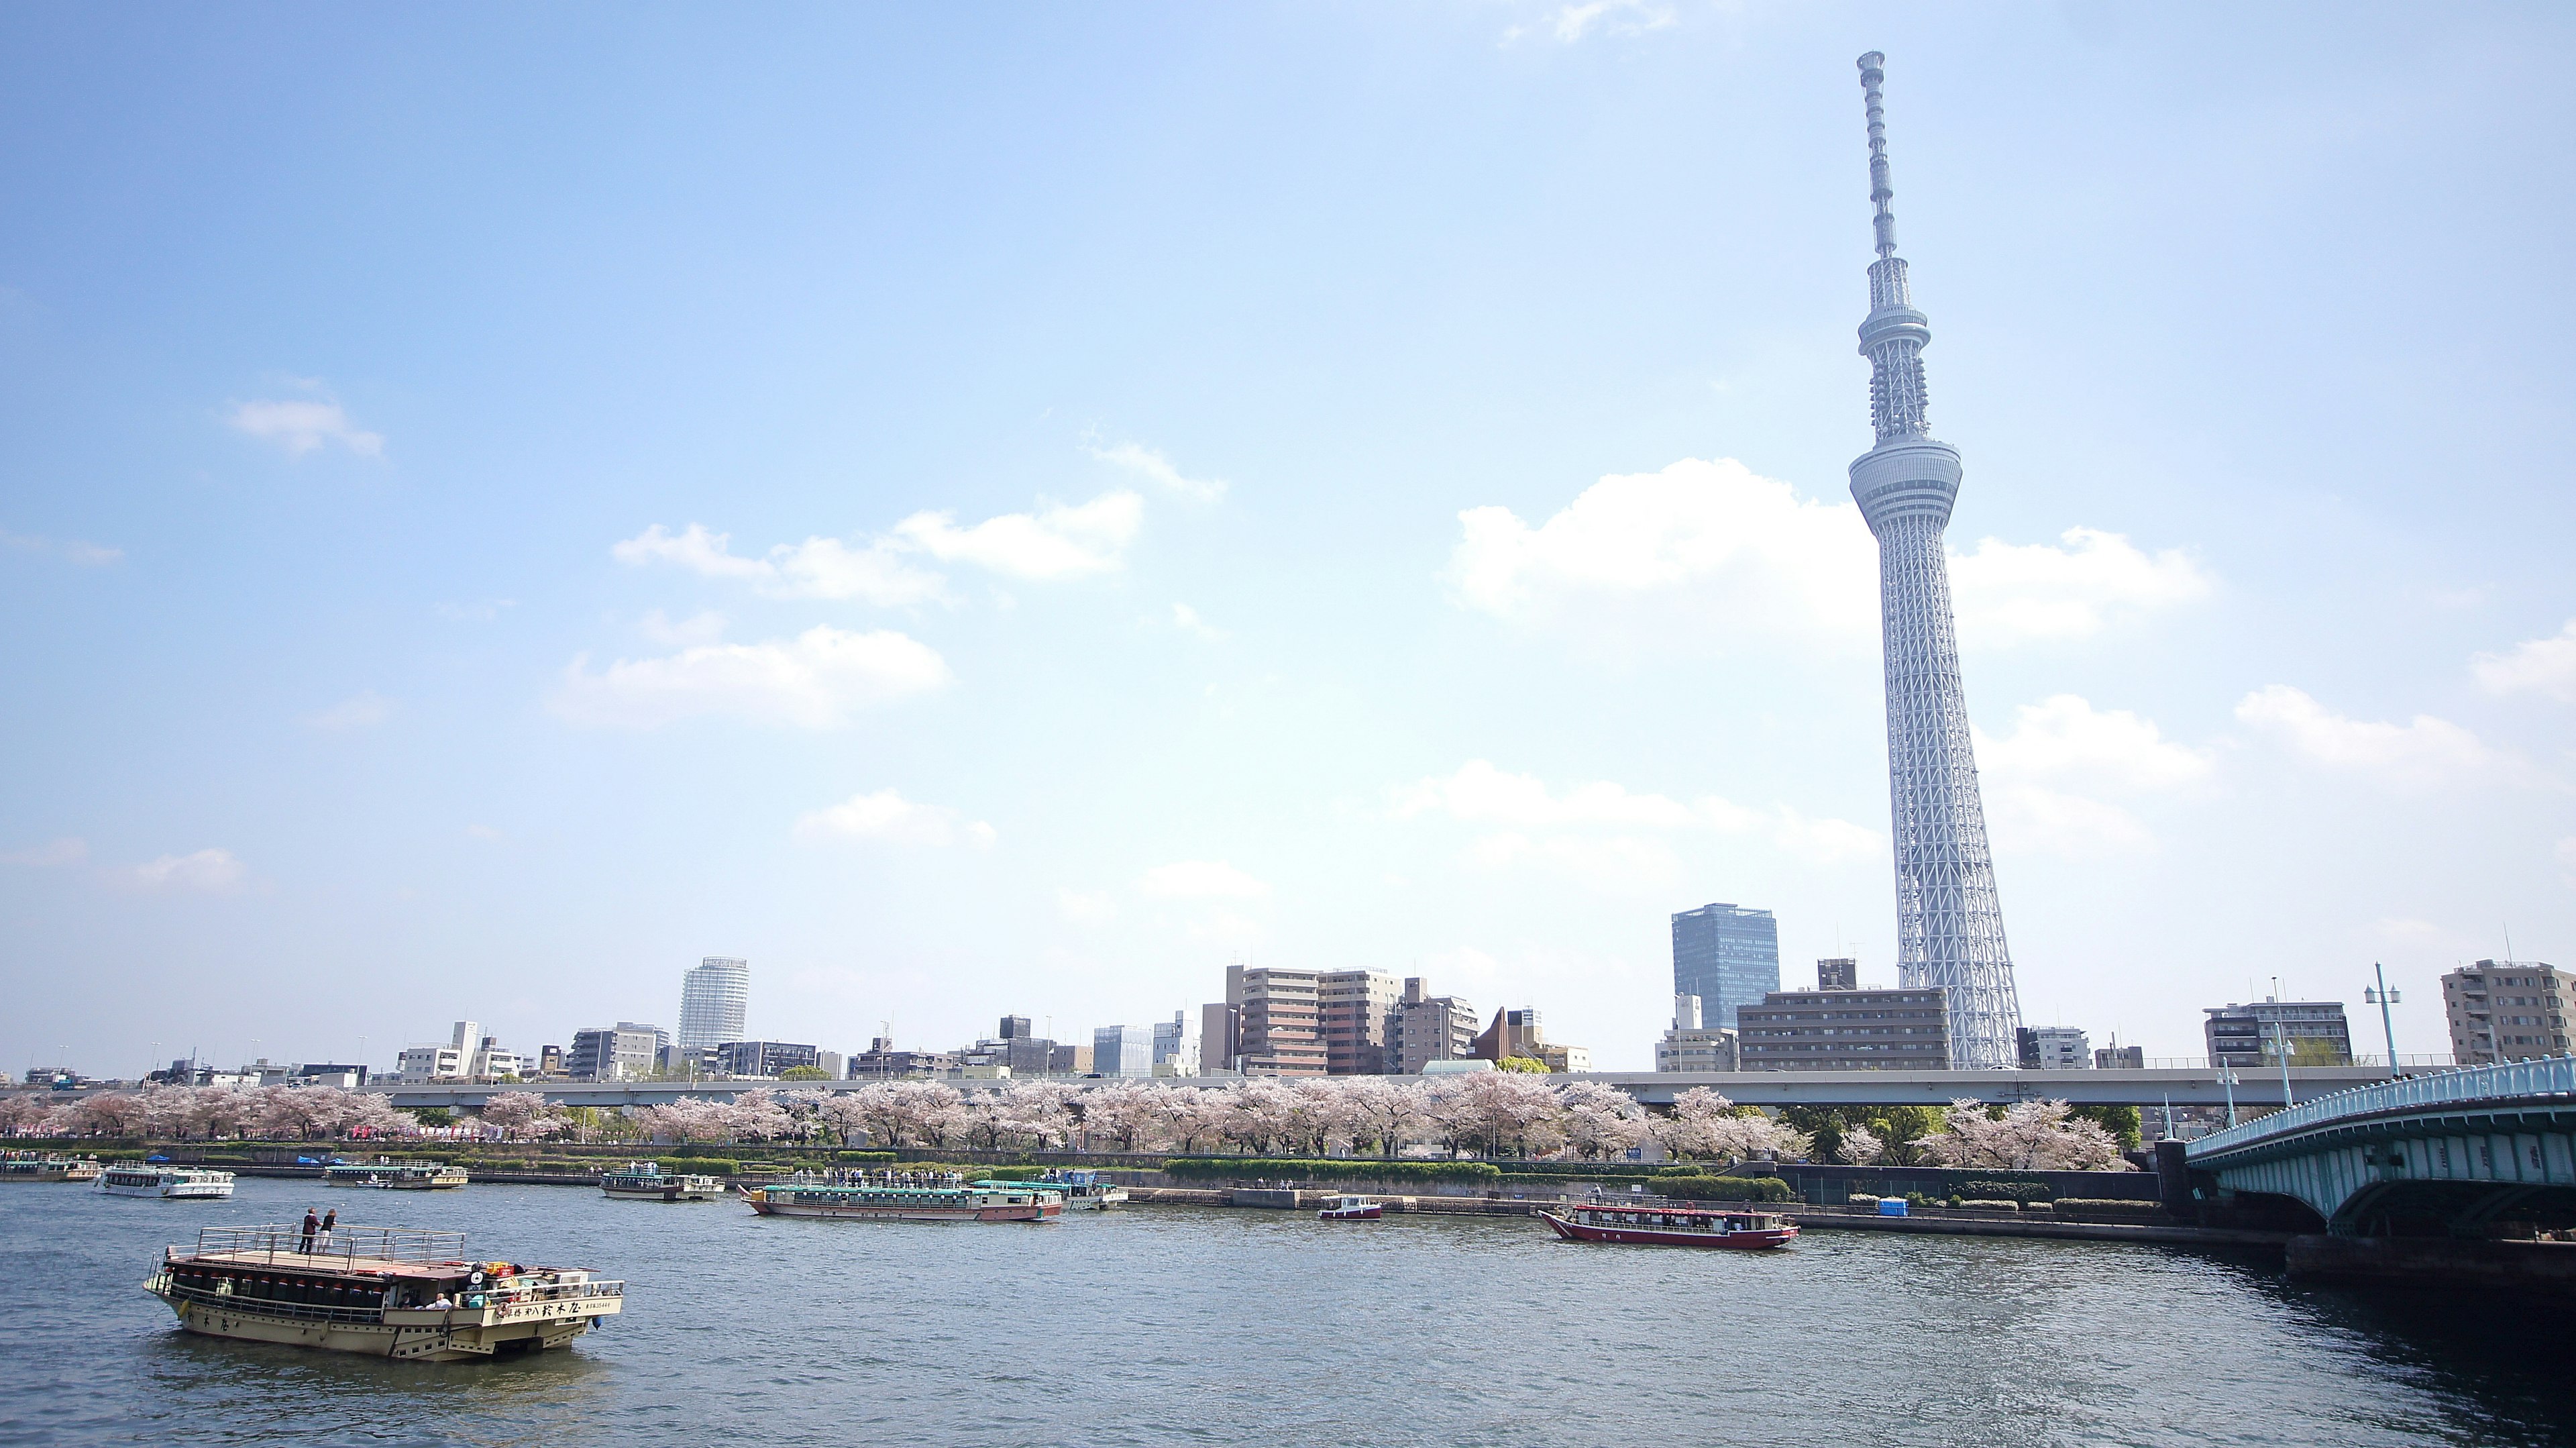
[1847,52,2021,1068]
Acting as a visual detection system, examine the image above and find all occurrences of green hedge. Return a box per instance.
[1161,1157,1504,1184]
[1956,1178,2054,1204]
[1652,1174,1797,1203]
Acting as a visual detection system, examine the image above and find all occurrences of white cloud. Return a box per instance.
[1468,831,1684,890]
[1396,760,1709,829]
[225,397,383,458]
[1089,442,1226,502]
[1771,807,1886,866]
[1401,760,1879,875]
[1520,0,1675,43]
[612,524,946,607]
[1973,696,2212,857]
[131,848,246,892]
[639,609,728,647]
[1949,528,2212,645]
[794,788,995,848]
[551,625,951,729]
[308,691,393,730]
[2,527,121,566]
[894,490,1142,580]
[1171,603,1226,641]
[1978,695,2213,794]
[1447,458,2206,652]
[1057,888,1118,925]
[0,837,86,867]
[2235,685,2506,786]
[2472,619,2576,703]
[1138,860,1271,899]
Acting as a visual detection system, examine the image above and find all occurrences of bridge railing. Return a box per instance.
[2186,1054,2576,1159]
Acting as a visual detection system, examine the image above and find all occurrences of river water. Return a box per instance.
[1,1174,2567,1447]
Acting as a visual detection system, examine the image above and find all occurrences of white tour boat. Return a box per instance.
[324,1157,470,1190]
[598,1161,725,1201]
[1035,1170,1130,1210]
[101,1164,236,1199]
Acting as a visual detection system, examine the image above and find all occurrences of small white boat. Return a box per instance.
[101,1164,235,1199]
[599,1162,724,1201]
[1317,1195,1383,1221]
[325,1158,469,1190]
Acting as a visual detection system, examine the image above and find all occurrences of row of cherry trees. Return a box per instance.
[3,1080,2131,1170]
[621,1078,1815,1163]
[0,1084,416,1141]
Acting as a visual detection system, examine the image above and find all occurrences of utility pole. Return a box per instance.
[2363,963,2402,1080]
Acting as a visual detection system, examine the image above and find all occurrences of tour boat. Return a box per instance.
[2,1151,104,1182]
[743,1171,1061,1223]
[1316,1195,1383,1221]
[1034,1170,1130,1210]
[101,1164,235,1199]
[146,1222,622,1361]
[325,1157,470,1190]
[1538,1202,1799,1249]
[598,1161,724,1201]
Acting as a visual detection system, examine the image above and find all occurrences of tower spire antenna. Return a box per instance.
[1858,51,1896,259]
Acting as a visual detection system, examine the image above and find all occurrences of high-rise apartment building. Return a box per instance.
[1320,970,1402,1074]
[716,1040,822,1078]
[2016,1026,2091,1070]
[2202,1000,2353,1070]
[1390,978,1478,1075]
[2442,960,2571,1064]
[1227,966,1327,1076]
[1845,54,2022,1067]
[1737,986,1949,1070]
[1671,903,1780,1030]
[679,958,750,1051]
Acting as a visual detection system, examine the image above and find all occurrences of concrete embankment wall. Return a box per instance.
[2285,1236,2576,1288]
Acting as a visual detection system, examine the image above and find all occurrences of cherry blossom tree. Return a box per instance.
[1338,1077,1430,1157]
[1911,1098,2132,1172]
[478,1091,568,1141]
[1833,1124,1887,1166]
[1556,1080,1648,1160]
[1081,1080,1167,1151]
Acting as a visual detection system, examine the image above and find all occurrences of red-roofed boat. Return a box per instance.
[1538,1202,1798,1249]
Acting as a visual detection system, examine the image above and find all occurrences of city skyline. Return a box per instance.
[3,9,2571,1076]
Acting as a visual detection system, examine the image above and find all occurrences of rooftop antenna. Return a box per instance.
[1857,51,1898,260]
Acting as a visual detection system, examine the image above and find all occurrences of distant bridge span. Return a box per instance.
[2184,1057,2576,1236]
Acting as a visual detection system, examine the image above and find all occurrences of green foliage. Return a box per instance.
[778,1066,831,1080]
[835,1151,897,1163]
[1654,1174,1797,1203]
[407,1108,454,1127]
[1496,1057,1550,1074]
[2068,1104,2143,1153]
[1161,1157,1503,1184]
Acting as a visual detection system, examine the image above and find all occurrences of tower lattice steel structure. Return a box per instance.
[1847,52,2021,1068]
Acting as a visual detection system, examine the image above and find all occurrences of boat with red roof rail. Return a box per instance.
[1537,1201,1798,1249]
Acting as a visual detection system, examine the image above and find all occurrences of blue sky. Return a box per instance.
[4,3,2570,1076]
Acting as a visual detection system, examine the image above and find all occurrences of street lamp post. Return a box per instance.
[2269,1019,2296,1108]
[2363,964,2402,1080]
[2216,1065,2239,1127]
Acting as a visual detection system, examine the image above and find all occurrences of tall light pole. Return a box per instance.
[2216,1065,2239,1127]
[2363,964,2402,1080]
[2269,1019,2296,1108]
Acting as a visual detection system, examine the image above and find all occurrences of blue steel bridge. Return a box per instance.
[2184,1057,2576,1237]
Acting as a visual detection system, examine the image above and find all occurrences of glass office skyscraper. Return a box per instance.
[1670,903,1779,1031]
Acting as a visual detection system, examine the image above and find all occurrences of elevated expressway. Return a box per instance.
[2183,1057,2576,1236]
[369,1066,2390,1113]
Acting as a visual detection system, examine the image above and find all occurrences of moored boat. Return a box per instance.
[101,1164,235,1199]
[1037,1170,1129,1210]
[1,1151,104,1182]
[146,1222,621,1361]
[599,1161,724,1201]
[1538,1202,1798,1249]
[1317,1194,1383,1221]
[325,1157,469,1190]
[744,1170,1061,1223]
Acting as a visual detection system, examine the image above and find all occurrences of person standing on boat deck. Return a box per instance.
[300,1209,319,1253]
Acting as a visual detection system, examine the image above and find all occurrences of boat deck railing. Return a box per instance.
[184,1223,468,1265]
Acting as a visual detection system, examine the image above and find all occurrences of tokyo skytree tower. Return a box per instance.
[1847,52,2021,1068]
